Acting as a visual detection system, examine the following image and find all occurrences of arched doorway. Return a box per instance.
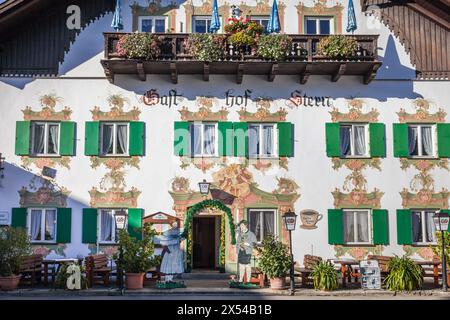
[181,199,236,272]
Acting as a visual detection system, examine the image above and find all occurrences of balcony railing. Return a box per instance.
[101,32,381,84]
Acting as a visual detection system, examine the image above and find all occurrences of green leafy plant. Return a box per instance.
[383,255,424,292]
[317,35,358,59]
[256,234,291,279]
[431,231,450,267]
[310,261,339,291]
[116,33,164,60]
[257,34,293,61]
[53,263,89,290]
[186,34,227,61]
[114,223,159,274]
[0,227,31,277]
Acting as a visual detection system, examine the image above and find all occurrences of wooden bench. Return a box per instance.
[19,254,43,287]
[85,254,111,287]
[367,255,392,280]
[294,255,322,287]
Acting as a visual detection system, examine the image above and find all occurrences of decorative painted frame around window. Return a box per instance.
[183,0,230,33]
[296,0,343,34]
[131,1,177,32]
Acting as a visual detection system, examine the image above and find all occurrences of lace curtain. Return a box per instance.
[191,124,202,156]
[116,124,128,154]
[421,126,433,156]
[248,125,259,157]
[102,125,113,155]
[203,124,215,155]
[48,125,59,154]
[262,125,273,156]
[354,126,366,156]
[408,126,418,155]
[340,126,351,156]
[33,124,45,154]
[100,210,113,242]
[45,210,56,241]
[30,210,42,241]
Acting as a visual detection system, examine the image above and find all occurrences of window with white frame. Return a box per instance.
[411,210,437,244]
[343,209,371,244]
[98,209,127,243]
[249,16,269,30]
[248,209,276,243]
[305,16,334,35]
[248,123,277,158]
[193,16,221,33]
[100,122,129,156]
[31,122,59,156]
[190,122,218,157]
[408,124,437,158]
[138,16,167,32]
[340,123,369,157]
[28,208,57,243]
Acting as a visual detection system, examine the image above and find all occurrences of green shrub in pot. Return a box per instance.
[310,260,339,291]
[383,255,424,292]
[256,34,293,61]
[256,234,291,287]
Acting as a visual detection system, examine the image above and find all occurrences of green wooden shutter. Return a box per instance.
[396,209,412,245]
[437,123,450,158]
[15,121,31,155]
[325,123,340,157]
[11,208,27,228]
[441,210,450,231]
[218,122,234,156]
[328,209,343,244]
[129,121,145,156]
[393,124,409,157]
[234,122,248,157]
[128,208,143,240]
[369,123,386,158]
[84,122,100,156]
[82,208,98,244]
[59,121,76,156]
[56,208,72,243]
[174,121,190,156]
[278,122,293,157]
[372,209,389,245]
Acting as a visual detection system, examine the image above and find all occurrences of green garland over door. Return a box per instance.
[181,199,236,272]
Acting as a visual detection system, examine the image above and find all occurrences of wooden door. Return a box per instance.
[192,217,216,269]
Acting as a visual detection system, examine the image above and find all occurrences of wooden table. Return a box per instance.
[42,258,83,286]
[331,259,361,287]
[414,260,441,288]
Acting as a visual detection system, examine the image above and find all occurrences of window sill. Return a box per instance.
[98,155,131,158]
[31,241,57,245]
[339,156,371,160]
[407,156,439,160]
[411,243,437,247]
[341,243,375,247]
[28,155,62,158]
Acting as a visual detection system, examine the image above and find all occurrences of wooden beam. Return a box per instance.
[170,62,178,84]
[299,63,312,84]
[363,62,381,84]
[101,60,114,83]
[203,62,210,81]
[236,63,244,84]
[268,63,278,82]
[136,62,145,81]
[331,64,346,82]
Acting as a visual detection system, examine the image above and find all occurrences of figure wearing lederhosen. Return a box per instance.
[236,220,257,283]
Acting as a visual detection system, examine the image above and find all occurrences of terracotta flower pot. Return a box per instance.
[125,273,144,290]
[269,277,286,290]
[0,275,21,291]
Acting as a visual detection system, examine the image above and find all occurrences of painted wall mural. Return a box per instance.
[20,94,73,169]
[88,94,142,208]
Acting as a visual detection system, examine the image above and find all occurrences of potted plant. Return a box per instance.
[317,35,358,60]
[0,227,31,291]
[256,34,293,61]
[114,223,159,290]
[256,235,291,290]
[225,17,264,57]
[310,261,339,291]
[185,34,227,61]
[116,33,164,60]
[384,255,424,292]
[431,230,450,287]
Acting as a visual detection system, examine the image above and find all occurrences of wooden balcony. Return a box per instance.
[101,32,381,85]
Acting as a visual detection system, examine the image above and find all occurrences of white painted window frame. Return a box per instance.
[31,121,60,156]
[138,16,168,33]
[27,208,57,244]
[190,122,219,158]
[97,208,128,244]
[100,122,130,157]
[192,15,222,33]
[340,123,370,158]
[248,209,278,243]
[342,209,372,245]
[304,16,334,35]
[408,124,437,158]
[411,209,438,245]
[248,123,278,159]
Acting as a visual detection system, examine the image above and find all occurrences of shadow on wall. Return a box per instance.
[377,35,416,80]
[0,161,91,258]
